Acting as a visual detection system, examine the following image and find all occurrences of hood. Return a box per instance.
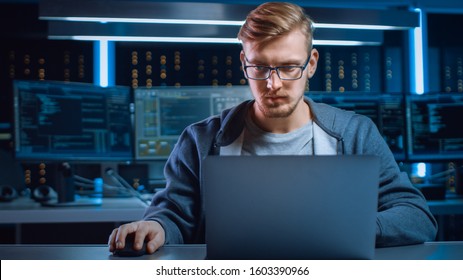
[212,97,353,152]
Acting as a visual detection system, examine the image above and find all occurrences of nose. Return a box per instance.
[266,69,283,90]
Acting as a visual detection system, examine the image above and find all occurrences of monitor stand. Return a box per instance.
[40,162,102,207]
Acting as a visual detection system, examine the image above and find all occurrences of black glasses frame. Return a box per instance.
[243,54,311,81]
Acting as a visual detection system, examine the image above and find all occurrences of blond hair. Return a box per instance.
[237,2,315,51]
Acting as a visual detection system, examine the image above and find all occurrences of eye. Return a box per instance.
[280,66,299,72]
[253,66,267,72]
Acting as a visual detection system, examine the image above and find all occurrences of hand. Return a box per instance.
[108,220,166,254]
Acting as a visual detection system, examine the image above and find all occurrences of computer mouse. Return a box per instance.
[113,233,147,257]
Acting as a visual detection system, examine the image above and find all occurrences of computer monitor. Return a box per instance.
[13,80,132,206]
[13,80,132,162]
[308,92,406,160]
[134,86,252,160]
[407,93,463,160]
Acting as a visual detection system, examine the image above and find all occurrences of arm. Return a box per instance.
[346,115,438,247]
[142,124,207,245]
[109,126,203,253]
[108,119,213,253]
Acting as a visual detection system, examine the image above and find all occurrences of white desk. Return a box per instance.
[0,242,462,260]
[0,197,146,224]
[0,197,147,244]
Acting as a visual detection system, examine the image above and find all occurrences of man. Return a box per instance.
[109,2,437,255]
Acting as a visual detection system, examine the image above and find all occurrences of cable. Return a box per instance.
[105,168,151,206]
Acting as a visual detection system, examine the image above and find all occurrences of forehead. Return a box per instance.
[242,29,309,63]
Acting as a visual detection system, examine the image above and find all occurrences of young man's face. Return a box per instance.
[240,28,318,120]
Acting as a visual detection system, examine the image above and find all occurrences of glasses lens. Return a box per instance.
[246,66,269,79]
[278,67,302,80]
[245,66,304,80]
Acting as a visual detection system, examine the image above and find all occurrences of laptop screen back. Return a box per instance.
[203,155,379,260]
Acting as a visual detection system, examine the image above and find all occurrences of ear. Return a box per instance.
[306,48,319,79]
[239,50,247,77]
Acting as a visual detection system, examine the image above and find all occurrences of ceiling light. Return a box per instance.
[40,0,420,31]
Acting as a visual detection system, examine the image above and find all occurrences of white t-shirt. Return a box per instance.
[241,113,314,155]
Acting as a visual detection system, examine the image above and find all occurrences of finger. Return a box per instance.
[108,228,118,252]
[146,234,164,254]
[145,222,166,254]
[114,223,136,249]
[132,230,147,250]
[131,222,151,250]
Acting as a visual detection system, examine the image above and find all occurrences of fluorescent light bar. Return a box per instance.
[40,1,420,34]
[48,35,380,46]
[410,8,425,94]
[44,16,406,31]
[55,36,241,44]
[98,40,109,87]
[314,23,407,30]
[313,40,381,46]
[412,26,424,94]
[43,16,245,26]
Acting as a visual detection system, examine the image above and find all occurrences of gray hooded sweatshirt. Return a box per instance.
[143,97,438,247]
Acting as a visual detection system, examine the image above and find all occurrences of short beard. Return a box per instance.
[256,94,303,118]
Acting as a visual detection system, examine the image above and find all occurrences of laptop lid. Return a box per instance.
[203,155,379,260]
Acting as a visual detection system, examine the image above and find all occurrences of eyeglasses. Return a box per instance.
[243,54,311,81]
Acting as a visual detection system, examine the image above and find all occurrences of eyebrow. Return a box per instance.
[245,56,305,66]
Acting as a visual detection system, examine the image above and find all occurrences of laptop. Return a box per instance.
[202,155,379,260]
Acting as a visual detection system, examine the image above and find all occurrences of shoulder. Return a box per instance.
[307,97,375,132]
[178,100,252,152]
